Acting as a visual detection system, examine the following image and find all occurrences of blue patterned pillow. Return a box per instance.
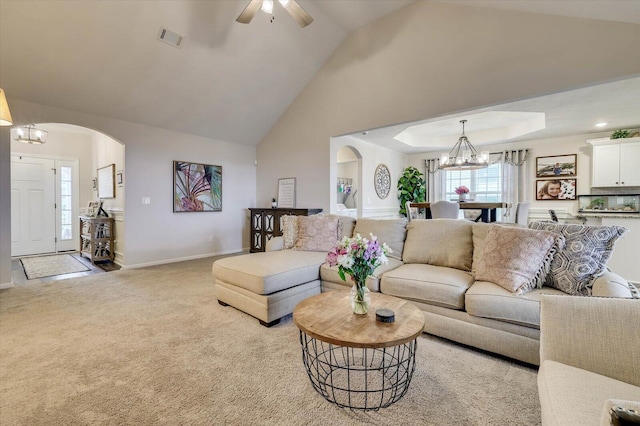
[528,222,628,295]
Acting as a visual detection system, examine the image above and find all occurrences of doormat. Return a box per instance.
[20,254,90,280]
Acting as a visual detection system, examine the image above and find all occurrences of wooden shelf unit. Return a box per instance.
[79,216,115,263]
[249,208,322,252]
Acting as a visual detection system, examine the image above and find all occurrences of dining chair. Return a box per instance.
[430,201,460,219]
[405,201,419,222]
[515,202,530,225]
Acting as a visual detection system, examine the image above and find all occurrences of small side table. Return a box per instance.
[293,292,425,410]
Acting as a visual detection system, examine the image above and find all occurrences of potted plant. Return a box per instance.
[397,166,426,217]
[455,186,470,201]
[611,129,631,139]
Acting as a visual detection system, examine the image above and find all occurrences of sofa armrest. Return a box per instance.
[592,269,635,298]
[539,294,640,387]
[265,236,284,252]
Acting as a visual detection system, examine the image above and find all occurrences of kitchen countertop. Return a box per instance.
[576,213,640,219]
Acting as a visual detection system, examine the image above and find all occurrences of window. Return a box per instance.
[444,162,502,202]
[59,166,73,240]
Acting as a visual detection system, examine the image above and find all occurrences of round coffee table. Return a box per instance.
[293,291,425,410]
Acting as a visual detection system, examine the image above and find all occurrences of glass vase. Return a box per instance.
[350,283,370,315]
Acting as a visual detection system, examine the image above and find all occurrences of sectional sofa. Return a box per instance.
[212,215,635,366]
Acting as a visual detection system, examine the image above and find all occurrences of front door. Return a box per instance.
[11,156,56,256]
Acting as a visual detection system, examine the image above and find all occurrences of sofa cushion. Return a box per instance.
[293,215,340,252]
[352,218,407,261]
[212,250,327,295]
[529,222,628,295]
[320,258,403,292]
[474,226,565,295]
[403,219,474,271]
[465,281,564,328]
[538,360,640,426]
[380,263,474,310]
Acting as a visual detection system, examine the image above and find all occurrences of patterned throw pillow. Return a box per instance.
[529,222,628,295]
[474,226,565,295]
[293,215,340,252]
[281,215,299,249]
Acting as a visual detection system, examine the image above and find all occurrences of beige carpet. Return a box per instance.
[20,254,90,279]
[0,257,541,425]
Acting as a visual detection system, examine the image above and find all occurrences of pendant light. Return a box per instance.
[15,124,48,144]
[0,89,12,126]
[439,120,488,171]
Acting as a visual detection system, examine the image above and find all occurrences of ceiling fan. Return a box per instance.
[236,0,313,28]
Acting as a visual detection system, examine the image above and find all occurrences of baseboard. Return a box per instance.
[122,247,247,269]
[0,281,15,289]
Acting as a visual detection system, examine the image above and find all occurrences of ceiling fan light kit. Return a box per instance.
[237,0,313,27]
[439,120,489,171]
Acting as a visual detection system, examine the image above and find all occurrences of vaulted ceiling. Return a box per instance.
[2,0,639,148]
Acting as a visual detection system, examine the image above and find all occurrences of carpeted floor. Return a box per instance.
[20,254,90,280]
[0,257,541,425]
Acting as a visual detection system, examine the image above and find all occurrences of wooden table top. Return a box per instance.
[409,202,510,210]
[293,292,425,349]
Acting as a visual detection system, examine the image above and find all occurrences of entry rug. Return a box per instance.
[20,254,90,280]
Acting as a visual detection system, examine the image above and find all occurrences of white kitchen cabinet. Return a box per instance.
[590,137,640,187]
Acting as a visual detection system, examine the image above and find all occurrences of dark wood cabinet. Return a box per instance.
[249,208,322,252]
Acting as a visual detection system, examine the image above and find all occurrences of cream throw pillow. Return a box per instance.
[403,219,474,271]
[352,218,407,260]
[293,215,340,252]
[281,215,299,249]
[474,226,565,295]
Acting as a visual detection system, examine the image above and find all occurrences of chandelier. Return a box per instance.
[439,120,488,171]
[15,124,48,144]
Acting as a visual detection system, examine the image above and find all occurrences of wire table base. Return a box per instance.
[298,330,418,410]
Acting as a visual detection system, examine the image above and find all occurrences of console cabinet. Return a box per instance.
[590,137,640,187]
[249,208,322,252]
[79,216,115,263]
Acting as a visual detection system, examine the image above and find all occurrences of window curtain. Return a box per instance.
[424,159,443,202]
[501,149,530,221]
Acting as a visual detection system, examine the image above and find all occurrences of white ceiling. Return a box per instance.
[1,0,639,148]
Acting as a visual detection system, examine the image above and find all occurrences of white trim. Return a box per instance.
[0,281,15,289]
[122,248,248,269]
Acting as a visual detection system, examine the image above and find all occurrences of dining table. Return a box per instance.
[409,202,511,223]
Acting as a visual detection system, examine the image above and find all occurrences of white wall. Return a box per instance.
[256,1,640,214]
[1,99,256,279]
[331,136,407,218]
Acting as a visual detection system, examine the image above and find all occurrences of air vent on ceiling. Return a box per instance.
[157,27,183,48]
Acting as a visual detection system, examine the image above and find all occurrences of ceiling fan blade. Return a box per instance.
[282,0,313,28]
[236,0,263,24]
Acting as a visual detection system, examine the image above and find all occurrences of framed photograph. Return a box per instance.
[173,161,222,212]
[92,177,97,191]
[86,201,102,218]
[536,178,576,201]
[97,164,115,199]
[277,177,296,208]
[116,169,123,186]
[536,154,577,178]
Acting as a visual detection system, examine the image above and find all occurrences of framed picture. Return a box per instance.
[374,164,391,199]
[173,161,222,212]
[86,201,102,218]
[97,164,115,199]
[536,178,576,201]
[277,177,296,208]
[116,169,123,186]
[536,154,577,178]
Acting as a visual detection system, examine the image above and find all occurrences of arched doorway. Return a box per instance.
[10,123,124,262]
[332,144,362,218]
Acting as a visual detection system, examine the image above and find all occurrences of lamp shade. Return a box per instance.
[0,88,12,126]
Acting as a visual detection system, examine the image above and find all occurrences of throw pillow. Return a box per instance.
[403,219,474,271]
[474,226,565,295]
[529,221,628,295]
[281,215,299,249]
[293,215,340,252]
[352,218,407,261]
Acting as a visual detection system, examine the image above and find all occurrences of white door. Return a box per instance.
[11,156,56,256]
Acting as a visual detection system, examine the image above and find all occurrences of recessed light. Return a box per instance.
[595,122,608,128]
